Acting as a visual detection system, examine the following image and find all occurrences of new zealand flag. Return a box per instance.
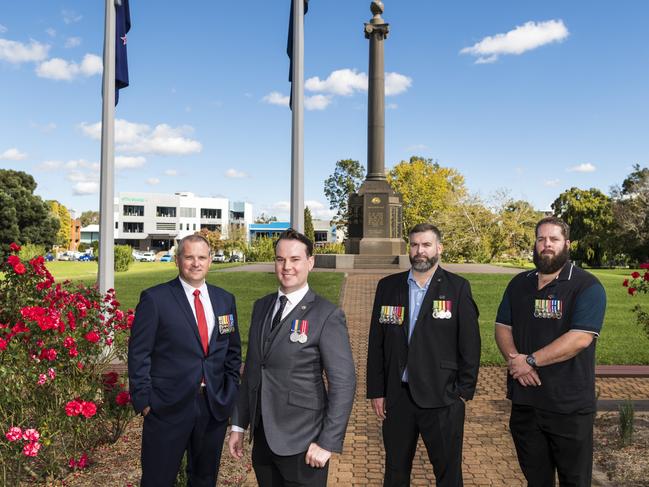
[115,0,130,105]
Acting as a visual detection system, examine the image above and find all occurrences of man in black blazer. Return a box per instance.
[128,234,241,486]
[367,223,481,487]
[229,229,356,487]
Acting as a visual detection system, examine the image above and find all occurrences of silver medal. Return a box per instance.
[298,333,307,344]
[290,332,300,342]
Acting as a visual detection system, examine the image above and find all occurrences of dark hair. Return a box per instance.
[408,223,442,242]
[176,233,212,258]
[535,216,570,240]
[274,228,314,257]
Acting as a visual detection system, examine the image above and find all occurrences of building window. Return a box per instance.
[123,222,143,233]
[201,224,221,232]
[115,222,118,229]
[123,205,144,217]
[200,208,221,219]
[193,224,196,230]
[156,223,176,231]
[230,210,245,220]
[315,231,328,243]
[180,207,196,218]
[156,206,177,218]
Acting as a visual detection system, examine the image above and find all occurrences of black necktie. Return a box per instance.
[271,295,288,332]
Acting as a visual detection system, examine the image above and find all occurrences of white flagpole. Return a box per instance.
[98,0,116,294]
[290,0,305,232]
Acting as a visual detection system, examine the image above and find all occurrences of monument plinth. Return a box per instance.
[346,1,406,256]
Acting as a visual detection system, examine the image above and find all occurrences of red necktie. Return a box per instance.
[193,289,209,355]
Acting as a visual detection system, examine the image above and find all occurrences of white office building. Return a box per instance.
[113,192,253,251]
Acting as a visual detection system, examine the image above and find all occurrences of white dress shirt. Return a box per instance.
[178,277,216,341]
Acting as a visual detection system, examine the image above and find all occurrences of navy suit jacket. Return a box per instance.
[128,277,241,423]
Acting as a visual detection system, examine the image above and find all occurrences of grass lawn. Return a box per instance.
[24,263,649,365]
[460,269,649,365]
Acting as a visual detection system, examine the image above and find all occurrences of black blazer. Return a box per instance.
[366,267,481,408]
[128,278,241,422]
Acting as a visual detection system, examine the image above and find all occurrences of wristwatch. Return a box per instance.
[525,354,538,369]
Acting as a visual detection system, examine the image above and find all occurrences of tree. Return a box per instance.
[0,170,59,260]
[255,213,278,224]
[611,165,649,262]
[198,228,223,253]
[48,200,72,247]
[80,210,100,227]
[437,195,494,263]
[488,194,541,261]
[304,207,315,243]
[387,156,466,235]
[323,159,365,230]
[551,187,613,266]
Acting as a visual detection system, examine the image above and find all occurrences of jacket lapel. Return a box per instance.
[169,278,203,350]
[264,290,315,359]
[399,273,410,342]
[258,294,276,355]
[414,266,443,332]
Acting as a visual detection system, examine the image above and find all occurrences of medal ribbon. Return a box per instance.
[300,320,308,335]
[291,320,299,334]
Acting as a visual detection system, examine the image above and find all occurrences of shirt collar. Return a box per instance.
[278,283,310,305]
[179,276,208,296]
[407,269,434,290]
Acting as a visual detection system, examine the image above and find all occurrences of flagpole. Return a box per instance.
[98,0,116,294]
[290,0,305,233]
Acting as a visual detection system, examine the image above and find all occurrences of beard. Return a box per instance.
[533,244,570,274]
[410,253,439,272]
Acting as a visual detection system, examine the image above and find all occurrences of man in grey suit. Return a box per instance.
[229,229,356,486]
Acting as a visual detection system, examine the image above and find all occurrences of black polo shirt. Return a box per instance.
[496,262,606,414]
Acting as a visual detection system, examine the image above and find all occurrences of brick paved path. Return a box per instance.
[241,273,649,486]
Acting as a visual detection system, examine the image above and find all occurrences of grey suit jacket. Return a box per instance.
[232,289,356,456]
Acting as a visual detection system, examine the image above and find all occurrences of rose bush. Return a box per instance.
[622,263,649,340]
[0,244,135,483]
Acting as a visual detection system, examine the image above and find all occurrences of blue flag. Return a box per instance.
[287,0,308,109]
[115,0,130,105]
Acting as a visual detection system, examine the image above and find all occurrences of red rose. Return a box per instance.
[9,242,21,252]
[102,371,119,390]
[631,271,641,279]
[80,401,97,418]
[84,331,100,343]
[77,453,89,469]
[0,338,7,351]
[116,391,131,406]
[644,272,649,282]
[63,336,76,349]
[7,255,20,266]
[628,287,637,295]
[22,441,41,457]
[13,263,26,275]
[623,279,629,287]
[39,348,57,361]
[65,400,83,417]
[68,347,79,357]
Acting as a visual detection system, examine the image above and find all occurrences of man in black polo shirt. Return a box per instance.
[495,216,606,486]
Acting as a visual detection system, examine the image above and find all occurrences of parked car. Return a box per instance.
[45,253,54,262]
[57,252,72,261]
[212,253,226,263]
[135,251,156,262]
[77,253,93,262]
[159,254,173,262]
[229,254,240,262]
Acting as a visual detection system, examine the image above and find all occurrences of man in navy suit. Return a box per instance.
[128,234,241,486]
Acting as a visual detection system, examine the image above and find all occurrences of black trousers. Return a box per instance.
[382,383,465,487]
[252,419,329,487]
[140,389,228,487]
[509,404,594,487]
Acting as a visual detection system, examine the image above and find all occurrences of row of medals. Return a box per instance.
[432,309,452,319]
[290,331,308,343]
[534,310,562,319]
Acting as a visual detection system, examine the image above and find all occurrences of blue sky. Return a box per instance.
[1,1,648,221]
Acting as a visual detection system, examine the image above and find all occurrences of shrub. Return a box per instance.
[0,243,135,483]
[114,245,133,272]
[18,243,46,261]
[314,242,345,255]
[246,237,276,262]
[622,264,649,341]
[618,400,635,446]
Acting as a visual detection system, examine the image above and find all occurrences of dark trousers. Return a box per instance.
[252,419,329,487]
[382,383,465,487]
[509,404,594,487]
[140,389,228,487]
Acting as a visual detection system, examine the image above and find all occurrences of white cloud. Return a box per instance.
[385,73,412,95]
[306,69,367,96]
[225,168,248,179]
[62,10,83,24]
[164,169,177,176]
[305,200,336,220]
[79,119,203,156]
[567,163,596,173]
[45,28,56,38]
[262,91,289,107]
[146,178,160,185]
[405,144,429,153]
[271,201,291,212]
[64,37,82,48]
[0,148,27,161]
[0,24,7,34]
[387,103,398,110]
[30,121,57,133]
[38,160,63,170]
[38,159,99,172]
[305,94,332,111]
[460,20,569,64]
[73,182,99,195]
[115,156,146,169]
[0,38,49,64]
[36,53,102,80]
[544,179,561,187]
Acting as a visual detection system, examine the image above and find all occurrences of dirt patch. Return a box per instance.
[594,411,649,487]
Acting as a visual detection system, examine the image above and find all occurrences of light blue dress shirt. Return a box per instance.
[402,270,433,382]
